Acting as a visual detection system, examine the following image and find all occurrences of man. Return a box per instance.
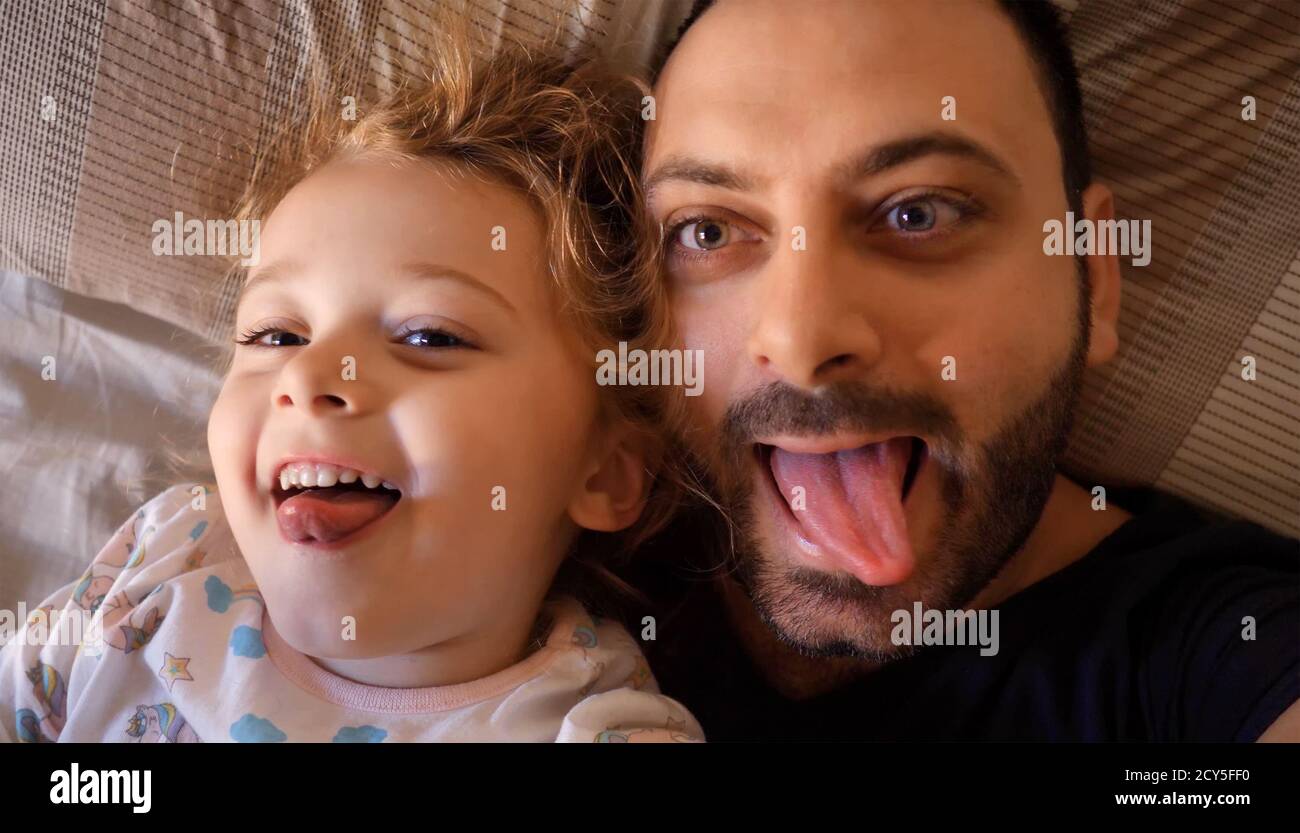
[634,0,1299,740]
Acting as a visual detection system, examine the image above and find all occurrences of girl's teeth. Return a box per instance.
[315,465,340,488]
[277,464,395,492]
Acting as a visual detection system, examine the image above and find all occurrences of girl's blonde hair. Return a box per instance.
[197,15,698,605]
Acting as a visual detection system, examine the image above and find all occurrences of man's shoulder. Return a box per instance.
[1059,487,1298,608]
[1006,487,1298,674]
[1106,491,1300,741]
[906,489,1300,740]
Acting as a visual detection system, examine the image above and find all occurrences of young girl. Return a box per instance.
[0,31,702,743]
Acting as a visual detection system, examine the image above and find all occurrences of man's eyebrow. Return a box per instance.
[238,261,516,315]
[643,131,1019,199]
[644,156,762,199]
[834,131,1020,186]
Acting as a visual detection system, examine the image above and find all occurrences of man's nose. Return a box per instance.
[272,339,373,417]
[747,238,884,389]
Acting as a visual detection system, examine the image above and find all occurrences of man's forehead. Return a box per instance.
[658,0,1021,78]
[646,0,1050,183]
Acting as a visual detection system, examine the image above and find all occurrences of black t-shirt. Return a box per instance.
[628,489,1300,741]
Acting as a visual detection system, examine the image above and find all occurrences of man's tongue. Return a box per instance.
[277,488,397,544]
[768,437,915,586]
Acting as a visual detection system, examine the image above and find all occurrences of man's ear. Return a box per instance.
[1080,182,1123,368]
[566,426,651,533]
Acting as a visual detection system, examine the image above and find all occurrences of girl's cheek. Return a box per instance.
[208,377,266,497]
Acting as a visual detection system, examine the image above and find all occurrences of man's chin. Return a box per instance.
[736,550,931,662]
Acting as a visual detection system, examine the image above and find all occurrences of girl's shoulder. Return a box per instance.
[2,484,249,742]
[67,483,242,613]
[546,598,705,742]
[544,597,662,695]
[106,482,236,568]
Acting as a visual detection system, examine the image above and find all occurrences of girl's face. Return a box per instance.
[208,156,644,670]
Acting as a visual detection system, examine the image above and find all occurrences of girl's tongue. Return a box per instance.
[768,437,916,586]
[277,488,399,544]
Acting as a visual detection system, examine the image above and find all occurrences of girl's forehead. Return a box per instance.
[267,156,538,235]
[239,158,554,322]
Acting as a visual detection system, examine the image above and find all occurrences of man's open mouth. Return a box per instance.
[271,461,402,546]
[754,435,925,586]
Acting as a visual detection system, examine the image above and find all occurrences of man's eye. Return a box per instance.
[398,328,466,349]
[235,328,307,347]
[674,219,733,251]
[880,196,970,234]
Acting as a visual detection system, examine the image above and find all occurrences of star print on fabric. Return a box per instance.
[159,653,194,691]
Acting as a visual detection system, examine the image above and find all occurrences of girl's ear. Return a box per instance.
[567,425,652,533]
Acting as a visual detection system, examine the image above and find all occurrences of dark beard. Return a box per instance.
[702,281,1091,661]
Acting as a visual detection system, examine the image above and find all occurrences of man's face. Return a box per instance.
[645,0,1096,658]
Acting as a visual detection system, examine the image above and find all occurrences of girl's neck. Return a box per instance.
[303,607,553,690]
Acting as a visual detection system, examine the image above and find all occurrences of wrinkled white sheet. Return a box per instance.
[0,271,222,613]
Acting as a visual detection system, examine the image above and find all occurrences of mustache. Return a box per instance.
[718,380,963,455]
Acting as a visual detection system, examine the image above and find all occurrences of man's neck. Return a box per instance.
[721,473,1133,700]
[968,474,1131,610]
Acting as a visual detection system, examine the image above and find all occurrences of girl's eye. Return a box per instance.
[674,218,734,251]
[397,327,467,349]
[235,328,307,347]
[234,326,472,350]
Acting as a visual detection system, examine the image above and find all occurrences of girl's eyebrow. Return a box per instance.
[241,261,297,300]
[400,262,518,316]
[238,260,300,304]
[238,260,518,317]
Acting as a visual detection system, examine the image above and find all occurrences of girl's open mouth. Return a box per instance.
[271,462,403,546]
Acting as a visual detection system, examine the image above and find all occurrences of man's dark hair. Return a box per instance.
[654,0,1091,214]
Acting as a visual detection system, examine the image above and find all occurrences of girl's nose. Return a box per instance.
[272,344,374,418]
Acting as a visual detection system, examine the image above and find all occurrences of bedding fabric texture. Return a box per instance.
[0,270,220,614]
[0,0,1297,613]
